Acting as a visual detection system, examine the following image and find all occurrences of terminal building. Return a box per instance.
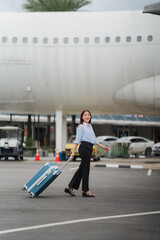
[0,113,159,148]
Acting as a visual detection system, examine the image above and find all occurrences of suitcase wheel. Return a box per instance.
[28,192,35,198]
[21,186,26,191]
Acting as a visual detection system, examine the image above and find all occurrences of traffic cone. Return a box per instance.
[35,147,40,161]
[55,149,60,162]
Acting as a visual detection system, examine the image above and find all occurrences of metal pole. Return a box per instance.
[37,115,40,147]
[53,114,55,156]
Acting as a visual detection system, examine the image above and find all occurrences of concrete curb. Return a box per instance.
[95,164,143,169]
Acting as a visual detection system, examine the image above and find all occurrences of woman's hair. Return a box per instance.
[79,110,92,124]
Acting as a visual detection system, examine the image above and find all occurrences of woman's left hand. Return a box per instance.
[103,146,110,152]
[97,143,110,151]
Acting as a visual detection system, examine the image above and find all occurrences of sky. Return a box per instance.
[0,0,158,12]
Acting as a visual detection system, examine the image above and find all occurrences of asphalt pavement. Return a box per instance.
[0,157,160,240]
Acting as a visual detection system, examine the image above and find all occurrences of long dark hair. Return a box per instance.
[79,110,92,124]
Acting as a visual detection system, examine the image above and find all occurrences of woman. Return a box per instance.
[64,110,109,197]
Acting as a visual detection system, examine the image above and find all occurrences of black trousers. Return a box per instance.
[68,141,93,192]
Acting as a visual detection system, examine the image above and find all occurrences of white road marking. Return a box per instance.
[147,169,152,176]
[131,165,143,169]
[69,167,78,171]
[106,164,119,168]
[0,211,160,235]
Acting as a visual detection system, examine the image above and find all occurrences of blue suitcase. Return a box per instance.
[22,157,71,197]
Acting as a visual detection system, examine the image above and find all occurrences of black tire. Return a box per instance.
[93,156,100,161]
[15,155,19,160]
[5,156,8,160]
[145,148,152,156]
[20,156,23,160]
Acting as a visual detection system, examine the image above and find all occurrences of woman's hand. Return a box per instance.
[102,146,110,152]
[70,152,75,159]
[97,143,110,152]
[70,143,78,160]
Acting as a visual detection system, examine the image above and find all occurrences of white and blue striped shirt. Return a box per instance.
[74,122,98,145]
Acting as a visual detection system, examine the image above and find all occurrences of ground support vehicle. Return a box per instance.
[0,126,24,160]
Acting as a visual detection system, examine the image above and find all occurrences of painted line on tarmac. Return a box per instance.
[95,164,143,169]
[0,211,160,235]
[147,169,152,176]
[69,167,79,171]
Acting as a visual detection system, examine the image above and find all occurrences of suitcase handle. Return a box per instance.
[37,176,47,186]
[59,157,72,171]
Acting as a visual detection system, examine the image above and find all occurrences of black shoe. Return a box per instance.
[64,188,76,196]
[82,191,95,197]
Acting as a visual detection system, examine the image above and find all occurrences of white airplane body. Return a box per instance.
[0,11,160,115]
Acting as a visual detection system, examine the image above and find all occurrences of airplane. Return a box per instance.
[0,4,160,151]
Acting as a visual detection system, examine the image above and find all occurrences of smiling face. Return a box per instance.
[82,111,91,124]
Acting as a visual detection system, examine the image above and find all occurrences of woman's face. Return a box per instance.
[82,111,91,123]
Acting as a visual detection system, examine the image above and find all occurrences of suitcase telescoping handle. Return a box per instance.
[59,157,72,171]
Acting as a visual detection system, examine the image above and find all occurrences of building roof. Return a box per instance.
[0,113,160,127]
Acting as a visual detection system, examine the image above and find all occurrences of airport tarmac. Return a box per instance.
[0,158,160,240]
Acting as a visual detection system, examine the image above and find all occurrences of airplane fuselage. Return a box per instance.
[0,11,160,115]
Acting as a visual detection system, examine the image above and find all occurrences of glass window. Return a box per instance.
[74,37,79,44]
[84,37,89,44]
[137,36,142,42]
[63,37,69,44]
[43,38,48,44]
[115,36,121,43]
[147,35,153,42]
[12,37,18,43]
[130,139,137,143]
[23,37,28,44]
[105,37,110,43]
[33,37,38,44]
[95,37,100,43]
[2,36,7,43]
[126,36,131,42]
[136,138,147,143]
[53,37,58,44]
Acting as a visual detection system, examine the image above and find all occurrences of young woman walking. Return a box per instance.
[64,110,109,197]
